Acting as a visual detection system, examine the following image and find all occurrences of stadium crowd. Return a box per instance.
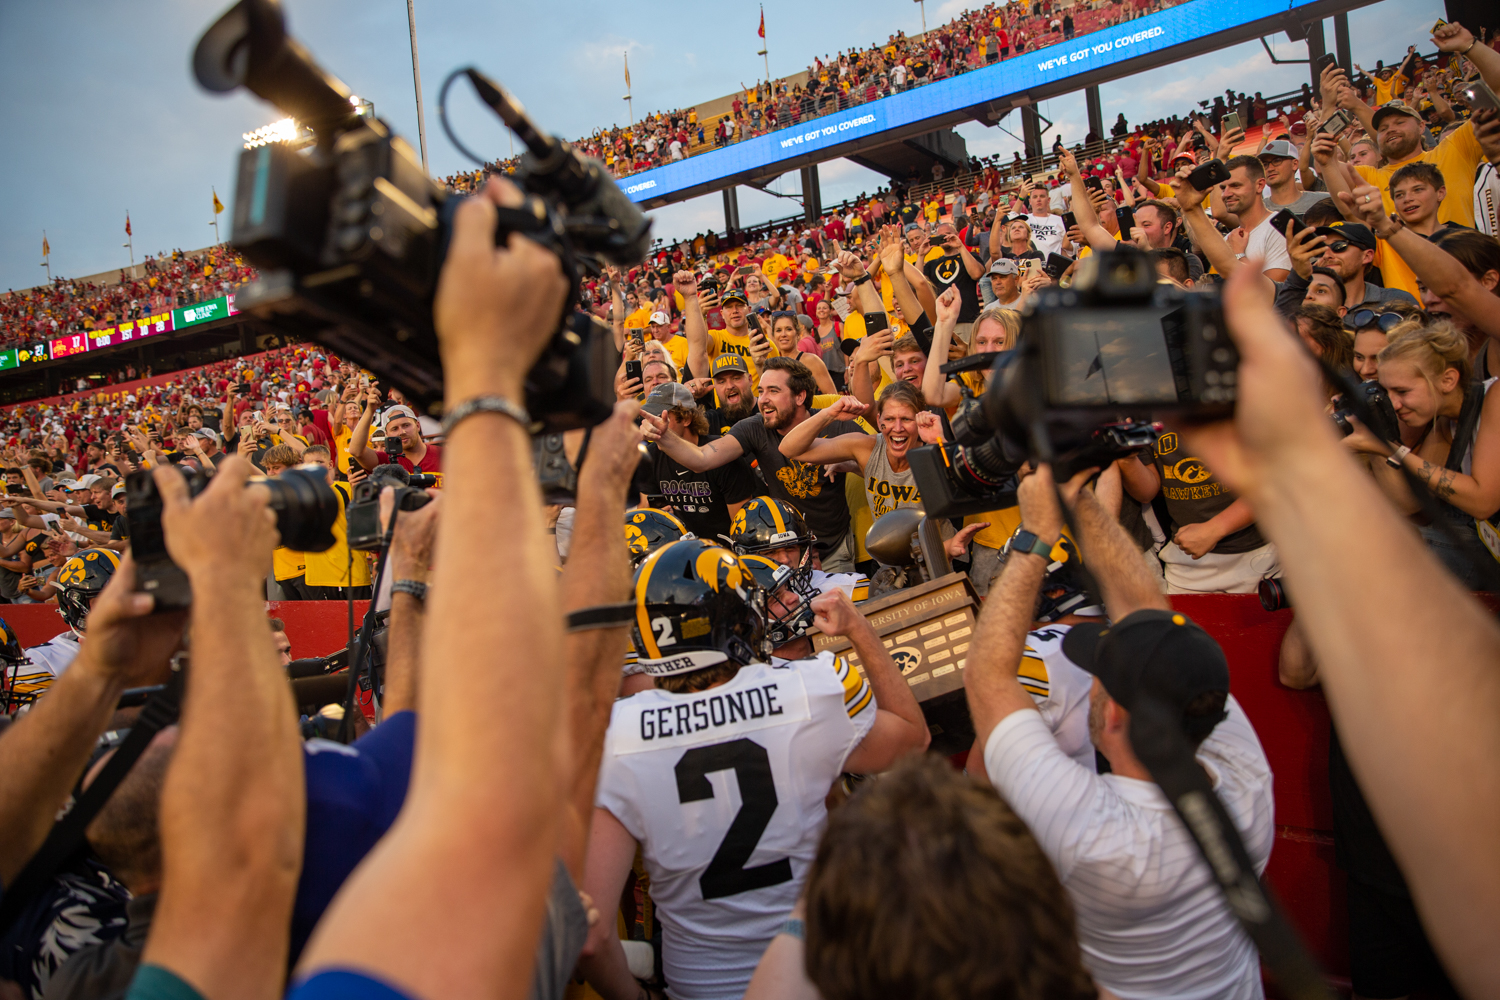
[0,11,1497,1000]
[0,247,257,350]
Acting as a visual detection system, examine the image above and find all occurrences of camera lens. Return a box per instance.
[1258,577,1290,613]
[259,467,341,552]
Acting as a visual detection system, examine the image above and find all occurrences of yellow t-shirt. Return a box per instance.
[654,334,690,372]
[624,305,654,329]
[1354,122,1484,228]
[273,546,306,582]
[1374,240,1421,300]
[332,426,354,477]
[304,481,373,589]
[1371,72,1407,107]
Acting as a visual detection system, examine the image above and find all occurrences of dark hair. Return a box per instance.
[668,405,709,437]
[761,356,818,411]
[1302,200,1345,227]
[1135,198,1180,237]
[1309,265,1343,288]
[876,380,925,418]
[1224,154,1265,182]
[654,661,739,694]
[268,617,286,633]
[1433,229,1500,289]
[1388,161,1445,193]
[1296,304,1354,370]
[1149,248,1192,285]
[804,755,1096,1000]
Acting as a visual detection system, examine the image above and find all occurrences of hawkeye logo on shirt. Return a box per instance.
[1156,432,1222,500]
[777,460,824,499]
[932,257,961,284]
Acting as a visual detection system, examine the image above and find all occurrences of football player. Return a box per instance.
[5,547,118,708]
[579,538,928,1000]
[621,508,693,696]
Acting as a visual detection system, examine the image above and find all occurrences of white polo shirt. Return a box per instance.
[984,696,1274,1000]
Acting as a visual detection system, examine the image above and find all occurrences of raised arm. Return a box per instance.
[1171,165,1276,301]
[778,397,872,466]
[921,289,964,410]
[1434,21,1500,95]
[1061,149,1117,252]
[826,590,931,773]
[142,457,302,1000]
[638,410,745,472]
[347,389,381,472]
[1066,473,1169,616]
[676,270,713,380]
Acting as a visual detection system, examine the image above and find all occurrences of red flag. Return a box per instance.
[125,213,132,237]
[758,7,765,38]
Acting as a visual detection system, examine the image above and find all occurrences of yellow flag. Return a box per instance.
[212,189,225,215]
[623,52,631,89]
[41,234,50,257]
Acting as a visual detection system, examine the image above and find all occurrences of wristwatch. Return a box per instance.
[1007,527,1055,561]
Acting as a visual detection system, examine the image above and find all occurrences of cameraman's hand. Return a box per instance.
[387,490,442,583]
[434,176,570,401]
[1017,464,1066,545]
[72,553,185,690]
[154,456,276,585]
[579,400,645,502]
[810,588,863,639]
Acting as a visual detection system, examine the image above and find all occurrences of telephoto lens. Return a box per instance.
[1258,577,1290,613]
[258,467,341,552]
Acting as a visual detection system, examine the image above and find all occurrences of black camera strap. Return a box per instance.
[0,678,181,936]
[1129,696,1333,1000]
[566,603,636,632]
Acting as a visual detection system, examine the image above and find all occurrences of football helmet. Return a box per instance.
[624,508,691,567]
[729,497,814,558]
[739,554,820,647]
[1001,526,1098,623]
[0,618,26,665]
[631,538,769,676]
[56,548,120,633]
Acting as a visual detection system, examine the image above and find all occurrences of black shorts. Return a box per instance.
[308,585,373,602]
[1346,878,1459,999]
[277,575,315,601]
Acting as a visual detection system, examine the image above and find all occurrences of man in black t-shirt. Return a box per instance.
[641,356,867,571]
[632,384,761,540]
[922,222,984,342]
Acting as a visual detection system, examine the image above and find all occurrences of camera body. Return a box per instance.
[1332,379,1400,441]
[909,246,1238,517]
[345,464,436,552]
[128,464,340,610]
[194,0,651,432]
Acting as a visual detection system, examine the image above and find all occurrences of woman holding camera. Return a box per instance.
[1344,320,1500,590]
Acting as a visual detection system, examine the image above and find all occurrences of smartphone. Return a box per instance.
[1186,158,1231,191]
[624,360,643,385]
[1221,111,1242,134]
[252,409,264,422]
[1269,208,1307,239]
[1061,211,1078,230]
[1464,80,1500,113]
[1115,205,1137,234]
[735,265,757,277]
[1083,175,1104,193]
[1318,108,1354,135]
[1313,53,1338,79]
[236,381,252,394]
[630,327,646,347]
[41,513,60,531]
[1043,253,1074,280]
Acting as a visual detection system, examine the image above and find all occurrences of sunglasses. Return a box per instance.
[1321,240,1352,254]
[1346,309,1417,332]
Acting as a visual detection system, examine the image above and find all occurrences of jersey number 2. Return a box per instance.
[675,738,793,900]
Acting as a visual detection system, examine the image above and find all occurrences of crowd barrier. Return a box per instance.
[1,594,1349,985]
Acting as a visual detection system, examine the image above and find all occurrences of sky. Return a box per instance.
[0,0,1445,291]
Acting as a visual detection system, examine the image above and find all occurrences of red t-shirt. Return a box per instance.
[383,443,443,485]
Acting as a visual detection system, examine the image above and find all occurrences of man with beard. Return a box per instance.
[677,270,769,383]
[701,355,758,435]
[641,357,867,572]
[1216,155,1290,282]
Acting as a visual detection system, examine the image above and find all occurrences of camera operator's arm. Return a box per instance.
[347,391,381,473]
[297,177,572,1000]
[558,402,640,880]
[1341,174,1500,341]
[638,410,745,472]
[380,492,441,717]
[1065,473,1170,615]
[1179,262,1500,1000]
[0,555,180,883]
[921,288,965,410]
[141,458,303,1000]
[826,590,931,772]
[677,270,712,380]
[1061,150,1116,252]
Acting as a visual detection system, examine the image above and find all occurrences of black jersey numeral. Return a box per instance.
[674,738,793,900]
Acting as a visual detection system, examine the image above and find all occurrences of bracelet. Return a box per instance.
[1462,39,1477,55]
[1386,445,1411,468]
[392,579,428,602]
[852,273,872,286]
[441,395,532,437]
[780,917,806,940]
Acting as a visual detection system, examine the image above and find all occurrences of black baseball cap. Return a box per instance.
[1061,609,1230,742]
[720,287,749,305]
[1312,221,1376,251]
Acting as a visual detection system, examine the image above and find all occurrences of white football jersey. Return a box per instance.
[1018,625,1097,772]
[595,652,876,1000]
[7,633,81,705]
[809,569,870,602]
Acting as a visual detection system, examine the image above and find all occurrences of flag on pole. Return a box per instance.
[213,189,224,215]
[623,52,631,89]
[125,213,132,237]
[41,234,50,257]
[758,6,766,38]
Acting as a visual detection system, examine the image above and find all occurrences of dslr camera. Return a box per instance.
[345,464,437,552]
[191,0,650,433]
[908,246,1238,517]
[1332,380,1400,441]
[127,465,341,611]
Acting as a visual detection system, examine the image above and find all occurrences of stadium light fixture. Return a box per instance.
[242,117,304,149]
